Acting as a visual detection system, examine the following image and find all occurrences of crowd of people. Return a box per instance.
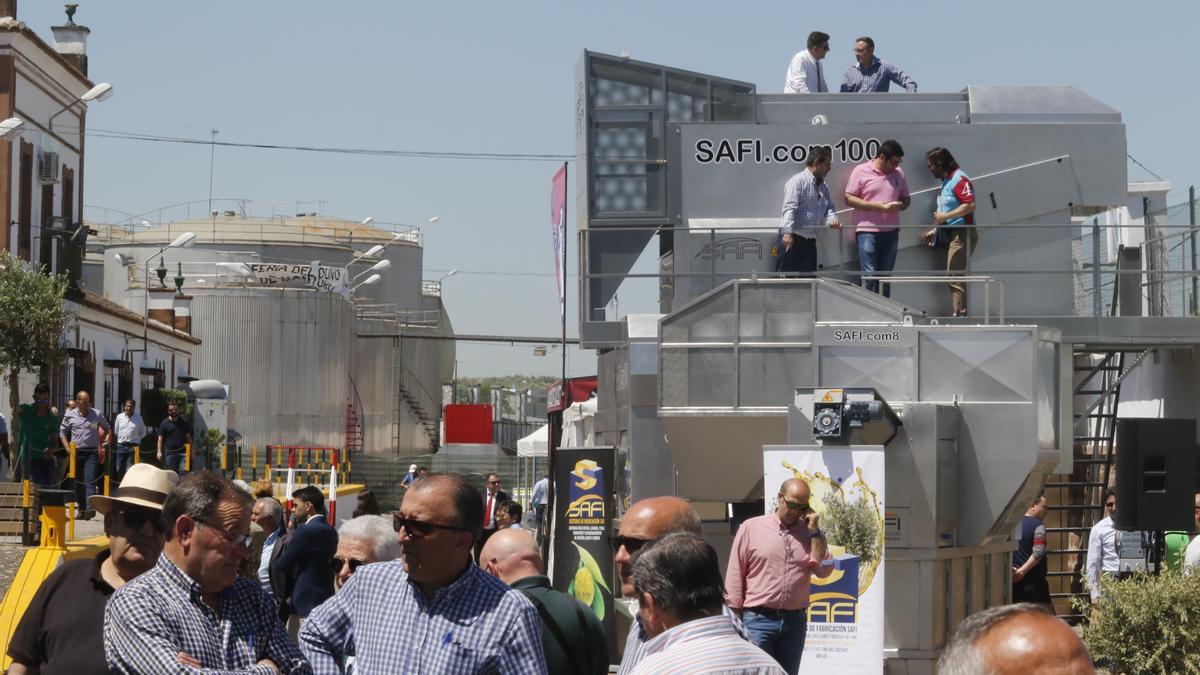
[1,462,1108,674]
[776,140,978,314]
[776,32,978,315]
[0,383,197,519]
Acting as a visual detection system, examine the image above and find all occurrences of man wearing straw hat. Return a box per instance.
[7,463,178,675]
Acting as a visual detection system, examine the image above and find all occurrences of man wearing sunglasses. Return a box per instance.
[725,478,832,674]
[300,472,546,673]
[615,496,750,675]
[1085,488,1119,613]
[8,463,178,675]
[274,485,339,637]
[333,514,400,590]
[476,472,511,559]
[105,471,311,674]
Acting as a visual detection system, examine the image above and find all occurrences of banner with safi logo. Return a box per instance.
[763,445,886,674]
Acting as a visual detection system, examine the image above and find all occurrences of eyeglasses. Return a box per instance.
[1105,502,1116,508]
[329,557,366,575]
[487,480,501,485]
[194,518,253,548]
[393,516,467,538]
[118,507,163,532]
[781,499,810,512]
[610,535,651,555]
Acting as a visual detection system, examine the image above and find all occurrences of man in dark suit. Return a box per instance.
[251,496,290,619]
[272,485,338,637]
[474,472,510,560]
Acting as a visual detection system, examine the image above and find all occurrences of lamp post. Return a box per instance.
[351,273,381,294]
[352,258,390,282]
[137,232,196,352]
[48,82,113,131]
[437,269,459,284]
[0,117,23,139]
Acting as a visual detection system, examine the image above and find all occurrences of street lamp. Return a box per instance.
[437,269,459,284]
[49,82,113,131]
[346,216,374,244]
[136,231,196,351]
[352,273,381,293]
[0,117,24,139]
[353,258,390,282]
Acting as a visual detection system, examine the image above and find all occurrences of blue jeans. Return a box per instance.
[164,449,185,474]
[76,449,100,506]
[856,230,899,297]
[116,443,137,480]
[743,609,808,675]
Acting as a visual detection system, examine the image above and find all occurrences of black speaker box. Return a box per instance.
[1114,418,1196,532]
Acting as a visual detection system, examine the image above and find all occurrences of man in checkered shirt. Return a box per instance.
[298,473,547,674]
[104,471,311,674]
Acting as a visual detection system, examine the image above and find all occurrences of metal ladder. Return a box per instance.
[1044,347,1149,620]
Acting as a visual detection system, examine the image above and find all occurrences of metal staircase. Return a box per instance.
[1044,343,1150,617]
[399,381,439,450]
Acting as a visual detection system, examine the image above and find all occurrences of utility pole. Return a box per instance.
[1190,186,1197,316]
[208,129,219,237]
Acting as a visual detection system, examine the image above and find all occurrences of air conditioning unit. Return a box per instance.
[39,151,60,185]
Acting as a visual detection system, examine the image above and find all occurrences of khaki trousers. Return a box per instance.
[946,229,978,316]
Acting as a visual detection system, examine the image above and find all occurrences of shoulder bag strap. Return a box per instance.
[519,589,588,674]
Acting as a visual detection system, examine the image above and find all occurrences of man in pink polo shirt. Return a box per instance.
[844,139,911,297]
[725,478,832,674]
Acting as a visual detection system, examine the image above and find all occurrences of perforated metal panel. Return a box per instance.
[738,284,813,342]
[661,289,735,343]
[661,348,734,407]
[738,348,813,406]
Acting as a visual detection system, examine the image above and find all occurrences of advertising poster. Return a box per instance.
[550,163,568,322]
[762,446,886,674]
[551,447,617,662]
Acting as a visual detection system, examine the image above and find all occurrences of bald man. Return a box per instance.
[481,529,607,675]
[614,496,748,674]
[726,478,832,673]
[938,603,1093,674]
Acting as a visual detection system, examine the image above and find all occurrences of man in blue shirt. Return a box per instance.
[840,36,917,93]
[299,473,546,674]
[776,145,840,275]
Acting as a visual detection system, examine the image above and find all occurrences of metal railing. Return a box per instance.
[580,218,1200,323]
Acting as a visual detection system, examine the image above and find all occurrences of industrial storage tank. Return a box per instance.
[188,287,353,450]
[97,214,454,457]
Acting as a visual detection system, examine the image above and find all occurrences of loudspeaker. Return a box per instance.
[1114,418,1196,532]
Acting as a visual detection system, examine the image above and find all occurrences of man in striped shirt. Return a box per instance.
[776,145,839,275]
[629,533,784,675]
[298,473,546,674]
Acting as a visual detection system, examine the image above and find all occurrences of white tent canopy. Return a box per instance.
[516,398,597,458]
[516,424,548,458]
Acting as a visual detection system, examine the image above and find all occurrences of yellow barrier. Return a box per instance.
[134,444,140,464]
[0,503,107,672]
[185,443,191,472]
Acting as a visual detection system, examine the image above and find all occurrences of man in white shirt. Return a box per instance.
[1183,493,1200,573]
[113,400,146,482]
[784,31,831,94]
[1085,489,1119,609]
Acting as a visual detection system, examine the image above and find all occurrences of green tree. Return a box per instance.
[1076,569,1200,674]
[0,251,70,435]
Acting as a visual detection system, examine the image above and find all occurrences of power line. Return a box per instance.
[86,127,575,163]
[1127,153,1165,181]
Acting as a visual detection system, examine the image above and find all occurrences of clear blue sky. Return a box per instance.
[20,1,1198,378]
